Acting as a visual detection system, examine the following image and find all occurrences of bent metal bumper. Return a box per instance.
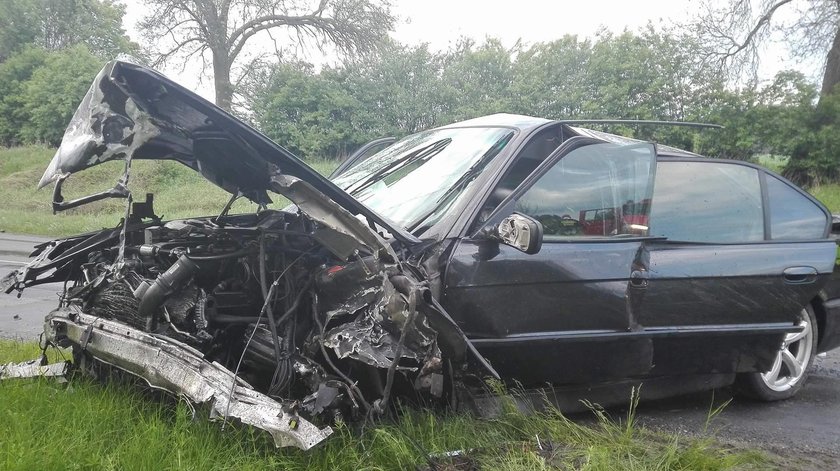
[40,307,333,450]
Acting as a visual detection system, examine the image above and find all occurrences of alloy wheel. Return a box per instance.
[760,308,814,392]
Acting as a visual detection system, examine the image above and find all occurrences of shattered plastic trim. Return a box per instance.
[0,359,69,379]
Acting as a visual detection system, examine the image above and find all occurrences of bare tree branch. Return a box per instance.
[693,0,840,93]
[139,0,394,110]
[154,37,204,67]
[720,0,793,58]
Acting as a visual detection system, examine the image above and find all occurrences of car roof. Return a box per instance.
[437,113,551,131]
[569,126,702,158]
[438,113,703,158]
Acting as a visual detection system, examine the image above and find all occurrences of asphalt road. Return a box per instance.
[631,354,840,469]
[0,233,838,467]
[0,233,57,340]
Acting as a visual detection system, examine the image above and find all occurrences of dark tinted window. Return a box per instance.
[766,174,826,239]
[650,161,763,242]
[515,143,656,239]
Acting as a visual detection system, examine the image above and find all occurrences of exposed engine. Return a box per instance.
[86,212,334,399]
[2,206,463,435]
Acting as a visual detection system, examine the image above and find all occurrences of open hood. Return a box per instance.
[40,60,417,245]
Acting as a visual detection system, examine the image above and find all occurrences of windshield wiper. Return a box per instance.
[345,138,452,195]
[407,131,514,231]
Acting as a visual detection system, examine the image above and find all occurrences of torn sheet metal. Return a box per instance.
[324,317,421,369]
[318,265,438,370]
[270,174,398,262]
[45,307,332,450]
[38,64,161,189]
[0,358,69,379]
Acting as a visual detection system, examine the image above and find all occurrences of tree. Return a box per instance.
[0,47,49,145]
[140,0,395,110]
[695,0,840,184]
[689,71,816,160]
[0,1,39,62]
[251,43,453,158]
[439,38,514,121]
[0,45,104,146]
[246,30,819,167]
[0,0,139,62]
[250,62,360,159]
[696,0,840,97]
[19,45,104,145]
[505,28,721,149]
[508,36,593,119]
[0,0,136,146]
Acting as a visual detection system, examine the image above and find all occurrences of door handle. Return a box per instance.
[783,266,818,284]
[629,270,649,288]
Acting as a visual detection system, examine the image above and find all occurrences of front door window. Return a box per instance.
[514,143,657,239]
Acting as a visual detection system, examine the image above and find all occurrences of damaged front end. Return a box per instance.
[0,60,487,450]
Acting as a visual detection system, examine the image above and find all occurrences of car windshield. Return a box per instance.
[332,127,515,231]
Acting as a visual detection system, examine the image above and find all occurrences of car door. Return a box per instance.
[639,158,836,376]
[442,138,659,385]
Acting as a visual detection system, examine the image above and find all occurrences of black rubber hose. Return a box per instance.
[210,315,267,323]
[138,254,200,331]
[185,247,256,261]
[259,236,288,394]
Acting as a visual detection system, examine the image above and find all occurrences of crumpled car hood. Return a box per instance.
[39,60,417,246]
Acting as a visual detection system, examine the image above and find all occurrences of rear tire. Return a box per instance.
[735,305,818,401]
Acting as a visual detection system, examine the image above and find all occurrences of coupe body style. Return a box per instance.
[3,61,839,450]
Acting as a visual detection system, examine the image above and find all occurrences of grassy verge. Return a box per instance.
[810,184,840,214]
[0,146,337,236]
[0,341,766,470]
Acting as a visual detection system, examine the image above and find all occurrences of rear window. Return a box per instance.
[650,161,764,243]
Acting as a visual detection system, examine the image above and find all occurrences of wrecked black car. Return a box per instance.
[3,61,840,450]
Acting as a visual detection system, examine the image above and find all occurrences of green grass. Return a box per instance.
[755,154,789,174]
[809,184,840,214]
[0,146,338,236]
[0,342,767,470]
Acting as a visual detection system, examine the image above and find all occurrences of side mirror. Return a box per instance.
[493,212,543,254]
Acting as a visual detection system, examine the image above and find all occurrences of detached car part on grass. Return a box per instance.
[0,60,494,450]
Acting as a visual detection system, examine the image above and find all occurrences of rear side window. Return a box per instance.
[650,161,763,243]
[766,174,827,239]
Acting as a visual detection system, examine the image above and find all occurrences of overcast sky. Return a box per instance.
[398,1,701,46]
[122,0,808,101]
